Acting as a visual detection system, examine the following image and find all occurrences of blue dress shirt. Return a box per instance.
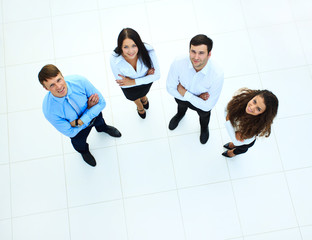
[42,75,106,138]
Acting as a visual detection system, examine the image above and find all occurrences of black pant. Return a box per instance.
[233,139,256,155]
[70,112,107,154]
[175,98,211,130]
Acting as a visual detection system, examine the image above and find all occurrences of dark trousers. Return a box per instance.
[175,98,211,130]
[70,112,107,154]
[233,139,256,155]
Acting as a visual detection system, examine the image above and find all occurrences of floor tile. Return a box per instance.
[0,164,11,220]
[6,62,48,112]
[124,191,185,240]
[51,0,98,16]
[289,0,312,21]
[10,156,67,217]
[0,219,12,240]
[244,228,301,240]
[64,147,122,207]
[12,210,70,240]
[0,114,9,164]
[110,90,167,145]
[146,0,198,43]
[301,225,312,240]
[232,173,297,235]
[286,168,312,225]
[169,130,229,188]
[261,67,312,118]
[69,200,127,240]
[248,23,306,72]
[297,20,312,65]
[273,116,312,170]
[99,4,151,52]
[195,0,246,34]
[241,0,293,28]
[4,19,54,65]
[52,12,102,58]
[2,0,50,22]
[179,183,241,240]
[213,30,258,78]
[117,138,176,197]
[0,27,4,67]
[8,110,63,162]
[221,128,282,179]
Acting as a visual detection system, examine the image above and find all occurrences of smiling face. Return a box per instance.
[189,44,211,72]
[42,72,67,98]
[121,38,138,61]
[246,95,266,116]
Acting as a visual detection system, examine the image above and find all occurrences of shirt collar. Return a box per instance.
[187,57,211,75]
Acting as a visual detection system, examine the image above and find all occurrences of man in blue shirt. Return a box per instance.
[39,64,121,167]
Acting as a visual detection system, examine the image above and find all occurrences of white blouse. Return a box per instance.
[224,108,255,146]
[110,44,160,88]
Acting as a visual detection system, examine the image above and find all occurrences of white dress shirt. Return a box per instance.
[166,55,224,111]
[110,44,160,88]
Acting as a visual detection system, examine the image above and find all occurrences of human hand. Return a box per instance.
[116,74,135,86]
[177,83,187,96]
[146,68,155,75]
[87,93,99,109]
[235,131,244,142]
[198,92,210,101]
[70,119,84,127]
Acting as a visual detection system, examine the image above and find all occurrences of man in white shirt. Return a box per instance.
[166,34,224,144]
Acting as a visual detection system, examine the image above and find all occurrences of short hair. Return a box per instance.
[38,64,61,85]
[190,34,213,53]
[114,28,152,69]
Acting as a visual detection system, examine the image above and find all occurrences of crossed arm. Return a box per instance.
[69,93,100,127]
[115,68,155,86]
[176,83,210,101]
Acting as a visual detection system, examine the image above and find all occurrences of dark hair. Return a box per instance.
[190,34,213,53]
[227,88,279,139]
[38,64,61,85]
[114,28,152,69]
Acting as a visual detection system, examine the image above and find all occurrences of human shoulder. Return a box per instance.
[144,43,154,52]
[171,55,189,67]
[206,59,223,76]
[65,75,89,85]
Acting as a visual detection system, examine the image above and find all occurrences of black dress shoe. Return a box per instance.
[223,142,234,150]
[103,125,122,137]
[200,128,209,144]
[222,150,234,158]
[141,99,149,109]
[81,152,96,167]
[168,114,184,130]
[137,108,146,119]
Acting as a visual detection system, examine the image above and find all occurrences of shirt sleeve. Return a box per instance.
[43,109,83,138]
[79,78,106,126]
[183,72,224,111]
[110,55,123,80]
[134,49,160,86]
[166,60,185,100]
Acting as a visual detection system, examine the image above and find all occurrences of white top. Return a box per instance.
[110,44,160,88]
[166,55,224,111]
[224,108,255,146]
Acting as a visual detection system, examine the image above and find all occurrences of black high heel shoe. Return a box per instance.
[141,98,149,110]
[223,142,234,150]
[222,150,235,158]
[137,108,146,119]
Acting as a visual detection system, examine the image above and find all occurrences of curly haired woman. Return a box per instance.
[223,88,279,158]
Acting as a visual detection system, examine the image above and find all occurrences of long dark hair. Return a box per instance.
[114,28,152,69]
[227,88,279,139]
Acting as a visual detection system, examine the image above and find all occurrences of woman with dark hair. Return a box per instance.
[110,28,160,119]
[222,88,278,158]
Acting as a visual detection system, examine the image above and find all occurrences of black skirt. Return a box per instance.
[121,82,153,101]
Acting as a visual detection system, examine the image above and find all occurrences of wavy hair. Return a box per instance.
[227,88,278,139]
[114,28,152,69]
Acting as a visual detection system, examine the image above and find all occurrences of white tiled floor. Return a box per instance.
[1,0,312,239]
